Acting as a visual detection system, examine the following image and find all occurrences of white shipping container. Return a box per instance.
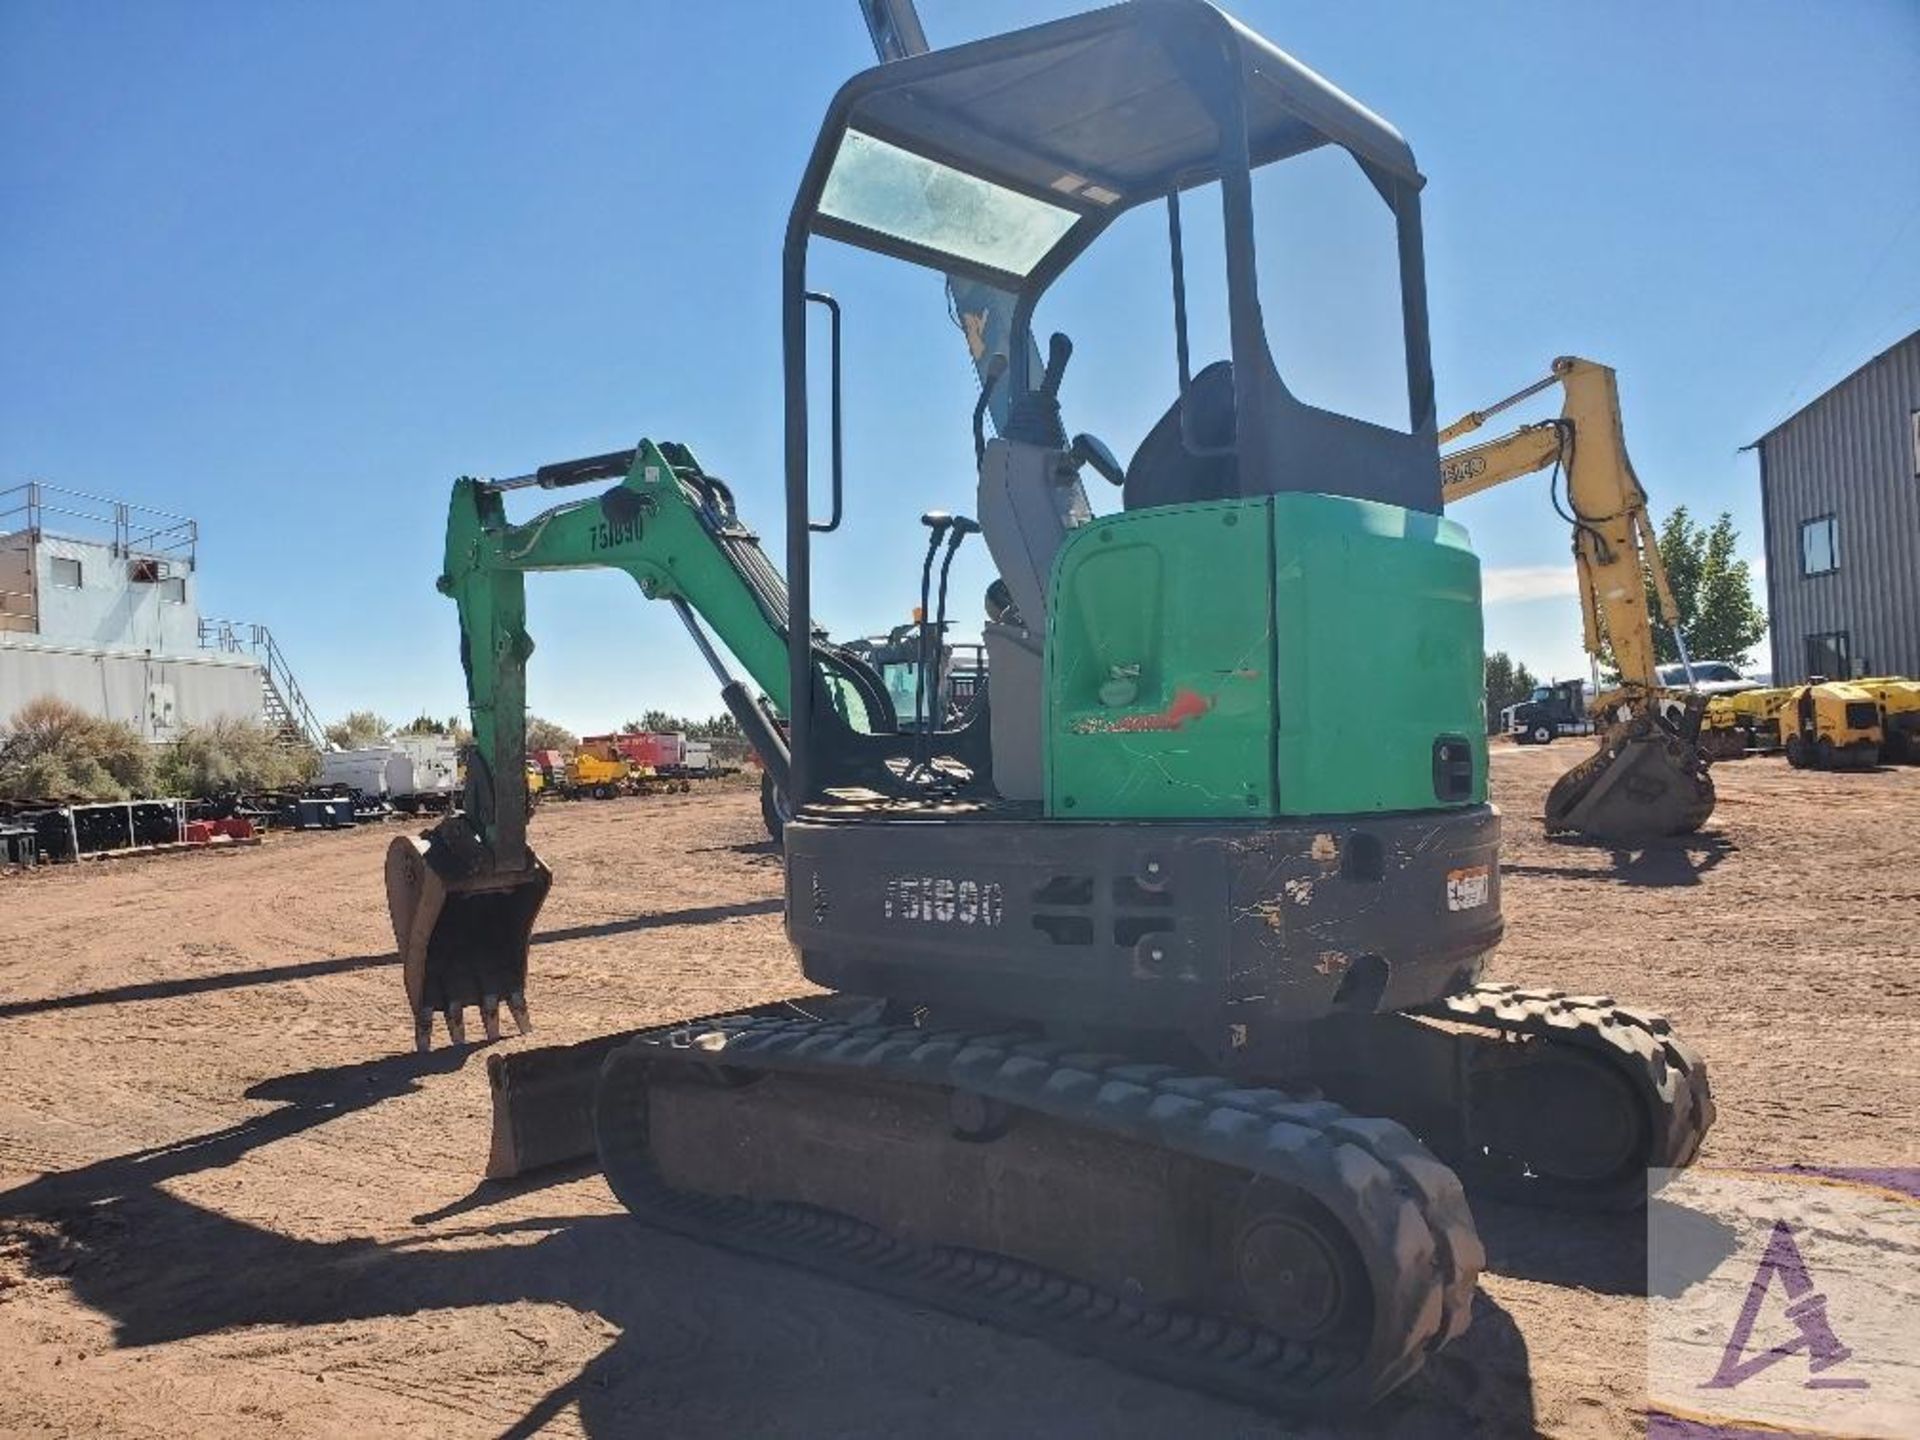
[318,746,405,797]
[318,736,458,799]
[390,734,460,797]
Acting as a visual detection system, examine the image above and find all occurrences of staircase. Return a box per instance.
[198,618,325,750]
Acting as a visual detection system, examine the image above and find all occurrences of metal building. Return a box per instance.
[1751,328,1920,684]
[0,482,322,745]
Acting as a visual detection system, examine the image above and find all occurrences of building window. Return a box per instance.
[160,577,186,603]
[1805,631,1850,681]
[50,557,82,588]
[1800,515,1838,576]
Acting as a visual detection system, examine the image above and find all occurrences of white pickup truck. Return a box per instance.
[1656,661,1762,696]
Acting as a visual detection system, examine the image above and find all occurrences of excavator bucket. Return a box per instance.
[1544,701,1715,844]
[385,833,551,1052]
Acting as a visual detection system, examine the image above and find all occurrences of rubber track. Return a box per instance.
[596,1015,1485,1412]
[1420,982,1715,1209]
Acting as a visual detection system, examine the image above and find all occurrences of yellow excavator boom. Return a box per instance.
[1441,356,1715,841]
[1441,357,1687,690]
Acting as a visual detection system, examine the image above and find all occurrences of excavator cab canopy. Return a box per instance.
[800,0,1422,289]
[785,0,1437,450]
[782,0,1444,800]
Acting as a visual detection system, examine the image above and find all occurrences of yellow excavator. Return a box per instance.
[1440,356,1715,841]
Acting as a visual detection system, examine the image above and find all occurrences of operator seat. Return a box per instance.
[1123,360,1239,510]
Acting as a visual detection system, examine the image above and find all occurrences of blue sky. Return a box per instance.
[4,0,1917,730]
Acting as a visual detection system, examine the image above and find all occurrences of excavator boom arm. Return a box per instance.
[388,438,806,1050]
[1439,356,1680,689]
[1438,356,1714,844]
[440,440,796,867]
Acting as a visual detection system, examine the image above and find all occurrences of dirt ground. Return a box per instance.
[1,751,1914,1439]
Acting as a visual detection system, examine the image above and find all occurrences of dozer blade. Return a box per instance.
[385,832,551,1052]
[1543,707,1715,843]
[482,997,874,1178]
[483,1031,637,1179]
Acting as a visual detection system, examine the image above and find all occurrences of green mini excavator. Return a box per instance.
[387,0,1713,1411]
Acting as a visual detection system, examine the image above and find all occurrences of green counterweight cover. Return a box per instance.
[1044,493,1486,819]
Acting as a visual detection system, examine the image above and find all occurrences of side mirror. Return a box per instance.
[1069,432,1124,487]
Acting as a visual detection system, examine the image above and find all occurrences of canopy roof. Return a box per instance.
[803,0,1422,286]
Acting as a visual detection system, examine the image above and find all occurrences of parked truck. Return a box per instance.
[1502,679,1597,744]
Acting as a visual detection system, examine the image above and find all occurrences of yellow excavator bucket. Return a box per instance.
[385,833,552,1052]
[1543,702,1715,844]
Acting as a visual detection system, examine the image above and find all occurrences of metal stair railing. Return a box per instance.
[198,618,324,750]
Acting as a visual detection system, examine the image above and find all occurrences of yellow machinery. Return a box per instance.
[1700,687,1790,759]
[558,741,692,798]
[563,750,631,799]
[1778,682,1882,769]
[1855,677,1920,764]
[1441,357,1714,839]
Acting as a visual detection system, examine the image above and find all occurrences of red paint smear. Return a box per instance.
[1108,687,1211,733]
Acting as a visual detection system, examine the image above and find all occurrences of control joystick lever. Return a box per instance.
[913,511,979,777]
[1004,332,1074,450]
[1039,331,1073,398]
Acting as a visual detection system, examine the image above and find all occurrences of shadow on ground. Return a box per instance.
[1475,1196,1736,1298]
[0,896,785,1020]
[688,838,784,864]
[0,1048,1540,1438]
[1506,833,1737,888]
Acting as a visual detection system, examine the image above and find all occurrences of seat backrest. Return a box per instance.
[1123,360,1238,511]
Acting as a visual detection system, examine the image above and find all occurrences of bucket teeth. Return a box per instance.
[507,991,533,1036]
[386,831,549,1054]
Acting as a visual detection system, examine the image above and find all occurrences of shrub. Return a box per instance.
[157,719,319,797]
[0,697,154,801]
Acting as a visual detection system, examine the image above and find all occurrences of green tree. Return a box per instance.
[619,711,740,739]
[1483,651,1538,735]
[399,712,471,745]
[324,709,391,750]
[1646,507,1767,667]
[525,715,577,753]
[0,697,154,801]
